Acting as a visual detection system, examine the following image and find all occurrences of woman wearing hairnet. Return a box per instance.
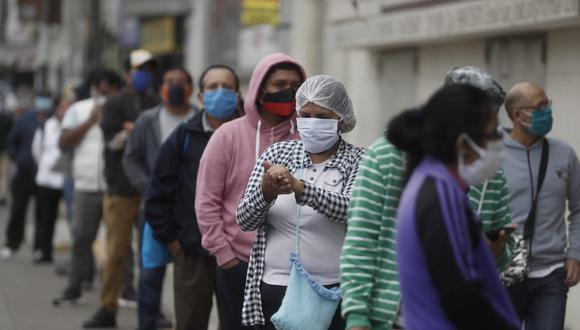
[236,75,365,329]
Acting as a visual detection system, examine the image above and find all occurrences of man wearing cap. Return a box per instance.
[81,50,162,328]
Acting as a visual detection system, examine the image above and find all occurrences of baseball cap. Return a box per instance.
[130,49,154,68]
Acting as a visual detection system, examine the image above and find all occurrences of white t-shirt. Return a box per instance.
[263,161,346,285]
[61,98,106,192]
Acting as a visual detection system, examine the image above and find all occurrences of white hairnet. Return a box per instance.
[295,75,356,133]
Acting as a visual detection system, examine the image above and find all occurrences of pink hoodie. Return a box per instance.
[195,53,306,266]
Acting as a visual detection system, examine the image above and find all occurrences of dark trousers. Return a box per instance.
[256,281,345,330]
[5,172,37,250]
[216,261,252,330]
[137,215,166,330]
[68,191,103,291]
[508,267,568,330]
[173,252,217,330]
[33,186,62,259]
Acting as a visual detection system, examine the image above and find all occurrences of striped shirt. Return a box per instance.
[340,137,404,330]
[340,136,514,330]
[468,169,514,271]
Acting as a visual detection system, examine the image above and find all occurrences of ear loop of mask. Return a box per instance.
[459,133,485,158]
[518,110,533,128]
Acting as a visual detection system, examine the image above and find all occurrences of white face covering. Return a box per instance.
[457,133,505,186]
[297,117,340,154]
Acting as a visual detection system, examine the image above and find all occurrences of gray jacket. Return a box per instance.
[122,105,198,196]
[502,130,580,271]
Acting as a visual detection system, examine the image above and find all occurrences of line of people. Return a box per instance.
[1,49,578,330]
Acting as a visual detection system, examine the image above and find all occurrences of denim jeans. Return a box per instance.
[137,215,166,330]
[508,266,568,330]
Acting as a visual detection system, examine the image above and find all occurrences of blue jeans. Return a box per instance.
[508,266,568,330]
[138,216,166,330]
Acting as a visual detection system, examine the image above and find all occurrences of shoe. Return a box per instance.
[117,286,137,309]
[156,314,173,329]
[81,279,94,292]
[55,262,69,277]
[52,287,81,306]
[0,246,14,260]
[33,250,53,264]
[82,307,116,328]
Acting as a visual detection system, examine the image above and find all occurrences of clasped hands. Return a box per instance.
[261,161,304,203]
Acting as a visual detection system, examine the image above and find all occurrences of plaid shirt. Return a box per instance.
[236,139,365,326]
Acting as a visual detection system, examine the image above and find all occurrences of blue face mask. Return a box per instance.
[522,107,553,136]
[203,88,238,120]
[131,70,152,93]
[34,97,53,112]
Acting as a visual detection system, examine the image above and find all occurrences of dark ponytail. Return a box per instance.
[387,107,424,179]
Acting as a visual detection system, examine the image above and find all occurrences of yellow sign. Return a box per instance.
[141,17,176,54]
[241,0,280,26]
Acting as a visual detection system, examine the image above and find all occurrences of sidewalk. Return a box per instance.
[0,249,139,330]
[0,202,139,330]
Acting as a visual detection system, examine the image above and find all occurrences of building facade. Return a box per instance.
[313,0,580,152]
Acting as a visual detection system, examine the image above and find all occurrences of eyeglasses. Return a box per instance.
[516,99,552,112]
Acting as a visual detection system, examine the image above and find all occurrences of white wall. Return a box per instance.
[290,0,324,75]
[546,27,580,155]
[416,41,487,103]
[340,48,382,148]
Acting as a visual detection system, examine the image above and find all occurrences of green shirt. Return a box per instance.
[468,169,514,271]
[340,136,513,330]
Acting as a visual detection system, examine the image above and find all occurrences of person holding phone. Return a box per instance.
[390,84,520,330]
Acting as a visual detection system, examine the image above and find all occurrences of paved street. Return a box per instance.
[0,202,221,330]
[1,201,579,330]
[0,203,138,330]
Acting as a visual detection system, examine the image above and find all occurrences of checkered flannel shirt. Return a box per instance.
[236,139,365,326]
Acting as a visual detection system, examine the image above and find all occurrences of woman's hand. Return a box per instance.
[261,161,293,202]
[261,162,304,201]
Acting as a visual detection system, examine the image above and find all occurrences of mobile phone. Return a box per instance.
[485,225,517,241]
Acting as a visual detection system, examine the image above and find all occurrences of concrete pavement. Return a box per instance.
[0,249,138,330]
[1,201,580,329]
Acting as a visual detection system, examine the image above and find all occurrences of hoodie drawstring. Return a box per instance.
[255,120,262,161]
[255,118,296,161]
[290,119,295,135]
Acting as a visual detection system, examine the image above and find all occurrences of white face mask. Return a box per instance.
[457,133,505,186]
[297,117,340,153]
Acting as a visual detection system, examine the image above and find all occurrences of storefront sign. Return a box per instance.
[141,16,176,54]
[241,0,280,26]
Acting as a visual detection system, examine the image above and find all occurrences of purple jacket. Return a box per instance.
[396,157,519,330]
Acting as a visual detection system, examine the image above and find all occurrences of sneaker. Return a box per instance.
[81,279,94,292]
[117,286,137,309]
[156,314,173,329]
[33,250,53,264]
[0,246,14,260]
[52,287,81,306]
[82,307,116,328]
[54,262,69,277]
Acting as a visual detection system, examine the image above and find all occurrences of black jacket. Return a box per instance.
[7,110,38,179]
[144,112,211,256]
[100,89,160,196]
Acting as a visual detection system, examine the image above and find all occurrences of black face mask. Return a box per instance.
[168,85,186,106]
[262,88,296,117]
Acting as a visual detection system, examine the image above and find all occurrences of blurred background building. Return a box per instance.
[1,0,580,149]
